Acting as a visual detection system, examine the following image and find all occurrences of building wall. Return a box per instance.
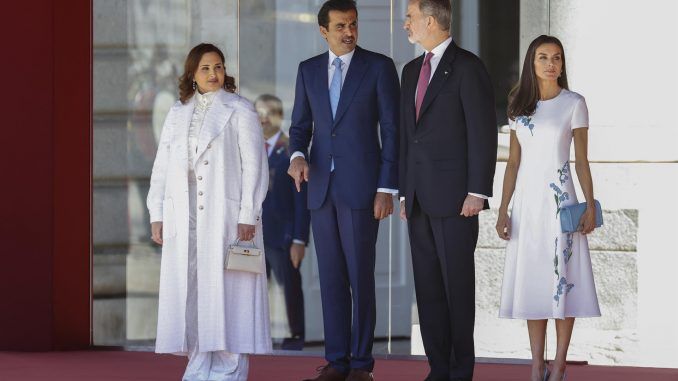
[2,0,671,364]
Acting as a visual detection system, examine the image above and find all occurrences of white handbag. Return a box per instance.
[225,239,264,273]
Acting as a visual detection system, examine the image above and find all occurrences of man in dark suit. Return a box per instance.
[255,94,311,351]
[399,1,497,380]
[287,1,400,380]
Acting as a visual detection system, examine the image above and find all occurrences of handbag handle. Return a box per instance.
[232,238,258,248]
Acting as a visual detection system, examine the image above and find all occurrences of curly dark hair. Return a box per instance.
[178,43,236,104]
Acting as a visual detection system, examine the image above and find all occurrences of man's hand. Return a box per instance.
[460,194,484,217]
[290,243,306,269]
[151,222,163,245]
[287,157,310,192]
[373,192,394,220]
[399,200,407,221]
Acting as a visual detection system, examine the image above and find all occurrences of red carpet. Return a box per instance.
[0,351,676,381]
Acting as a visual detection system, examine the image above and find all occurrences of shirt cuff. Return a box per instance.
[377,188,399,195]
[400,194,486,203]
[292,239,306,245]
[290,151,305,163]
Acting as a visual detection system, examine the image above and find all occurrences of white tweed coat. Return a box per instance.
[147,89,271,355]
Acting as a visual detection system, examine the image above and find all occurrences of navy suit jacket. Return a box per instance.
[400,41,497,218]
[289,46,400,210]
[262,133,311,250]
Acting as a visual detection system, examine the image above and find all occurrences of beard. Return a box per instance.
[407,30,418,44]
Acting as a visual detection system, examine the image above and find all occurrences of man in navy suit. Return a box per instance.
[287,1,400,380]
[399,1,497,380]
[255,94,311,351]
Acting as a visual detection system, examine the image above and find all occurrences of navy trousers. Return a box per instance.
[311,174,379,373]
[265,245,305,340]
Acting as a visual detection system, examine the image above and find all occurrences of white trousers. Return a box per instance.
[184,173,249,381]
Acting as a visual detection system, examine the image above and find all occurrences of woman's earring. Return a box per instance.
[192,81,197,90]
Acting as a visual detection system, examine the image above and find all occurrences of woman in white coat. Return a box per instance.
[147,43,271,381]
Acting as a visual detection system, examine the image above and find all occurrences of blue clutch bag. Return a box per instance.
[559,200,603,233]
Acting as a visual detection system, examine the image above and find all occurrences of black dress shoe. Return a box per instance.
[302,364,347,381]
[281,336,305,350]
[346,369,373,381]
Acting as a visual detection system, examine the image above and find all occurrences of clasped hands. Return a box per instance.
[288,157,394,220]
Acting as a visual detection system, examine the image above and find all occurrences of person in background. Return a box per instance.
[496,35,601,381]
[255,94,311,351]
[147,43,271,381]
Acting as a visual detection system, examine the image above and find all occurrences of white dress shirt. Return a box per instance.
[327,49,354,87]
[265,130,282,157]
[291,48,398,196]
[188,90,217,174]
[402,37,488,202]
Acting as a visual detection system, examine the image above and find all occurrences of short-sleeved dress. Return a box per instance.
[499,89,601,320]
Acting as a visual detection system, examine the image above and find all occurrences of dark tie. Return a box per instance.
[415,52,434,121]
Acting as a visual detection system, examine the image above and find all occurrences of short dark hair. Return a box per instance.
[254,94,283,116]
[417,0,451,32]
[318,0,358,29]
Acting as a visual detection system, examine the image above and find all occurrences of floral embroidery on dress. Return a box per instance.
[516,116,535,136]
[554,277,575,306]
[549,183,570,217]
[553,237,559,277]
[563,233,574,264]
[558,161,570,185]
[552,159,575,305]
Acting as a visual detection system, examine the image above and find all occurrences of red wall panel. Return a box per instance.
[0,0,91,350]
[52,0,92,349]
[0,0,56,351]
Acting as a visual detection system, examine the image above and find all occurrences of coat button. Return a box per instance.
[207,144,212,149]
[197,176,203,180]
[414,139,420,144]
[198,191,203,196]
[203,160,209,165]
[332,133,336,137]
[328,154,332,159]
[198,205,204,210]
